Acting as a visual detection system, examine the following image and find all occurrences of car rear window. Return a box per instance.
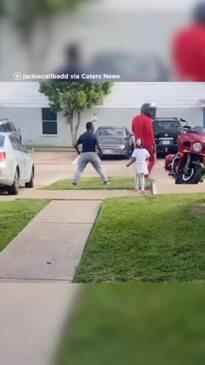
[97,128,124,136]
[0,135,5,147]
[153,120,180,133]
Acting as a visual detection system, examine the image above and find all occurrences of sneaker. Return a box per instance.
[104,180,110,185]
[72,181,77,188]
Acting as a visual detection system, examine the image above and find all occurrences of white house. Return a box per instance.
[0,82,205,147]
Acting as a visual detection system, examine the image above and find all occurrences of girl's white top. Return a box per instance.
[131,148,150,174]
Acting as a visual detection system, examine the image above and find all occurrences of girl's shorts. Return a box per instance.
[133,163,148,175]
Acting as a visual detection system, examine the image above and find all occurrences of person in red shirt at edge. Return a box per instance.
[132,103,157,174]
[173,2,205,81]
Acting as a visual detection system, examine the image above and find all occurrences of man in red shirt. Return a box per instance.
[132,103,157,173]
[173,2,205,81]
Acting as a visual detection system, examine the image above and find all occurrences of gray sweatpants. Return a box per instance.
[73,152,108,184]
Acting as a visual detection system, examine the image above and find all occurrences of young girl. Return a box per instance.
[126,139,150,194]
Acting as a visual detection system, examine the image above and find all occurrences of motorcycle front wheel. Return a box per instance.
[175,165,203,184]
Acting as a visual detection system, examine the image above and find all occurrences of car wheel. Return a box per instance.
[7,169,20,195]
[175,165,202,184]
[25,166,34,188]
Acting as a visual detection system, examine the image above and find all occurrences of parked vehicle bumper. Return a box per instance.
[0,164,13,186]
[157,145,178,155]
[101,145,127,155]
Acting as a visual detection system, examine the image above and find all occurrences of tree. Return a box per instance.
[40,82,113,146]
[0,0,88,69]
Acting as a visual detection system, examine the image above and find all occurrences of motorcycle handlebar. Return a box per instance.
[179,118,194,132]
[180,118,192,126]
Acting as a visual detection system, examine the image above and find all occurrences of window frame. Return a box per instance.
[9,135,27,153]
[42,108,58,136]
[0,135,5,147]
[2,122,11,132]
[9,122,17,132]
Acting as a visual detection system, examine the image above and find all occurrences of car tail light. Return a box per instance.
[0,152,6,161]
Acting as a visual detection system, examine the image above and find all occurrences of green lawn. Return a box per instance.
[43,176,151,190]
[75,194,205,283]
[56,284,205,365]
[0,200,48,252]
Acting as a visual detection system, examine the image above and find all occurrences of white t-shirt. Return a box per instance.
[132,148,150,165]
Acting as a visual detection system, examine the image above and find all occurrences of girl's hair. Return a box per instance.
[135,138,143,148]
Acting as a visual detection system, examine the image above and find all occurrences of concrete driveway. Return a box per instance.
[32,151,129,187]
[32,151,205,194]
[0,151,205,196]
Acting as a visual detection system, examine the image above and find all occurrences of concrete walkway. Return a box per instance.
[0,282,79,365]
[19,188,138,200]
[0,200,100,281]
[0,199,95,365]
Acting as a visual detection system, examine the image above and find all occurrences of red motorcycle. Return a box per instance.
[165,119,205,184]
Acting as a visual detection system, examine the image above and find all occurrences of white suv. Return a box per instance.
[0,133,34,195]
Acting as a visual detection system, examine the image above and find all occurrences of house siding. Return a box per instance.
[0,82,204,147]
[0,106,203,147]
[75,107,203,144]
[0,107,69,146]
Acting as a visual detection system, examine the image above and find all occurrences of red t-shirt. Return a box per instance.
[173,24,205,81]
[132,114,155,149]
